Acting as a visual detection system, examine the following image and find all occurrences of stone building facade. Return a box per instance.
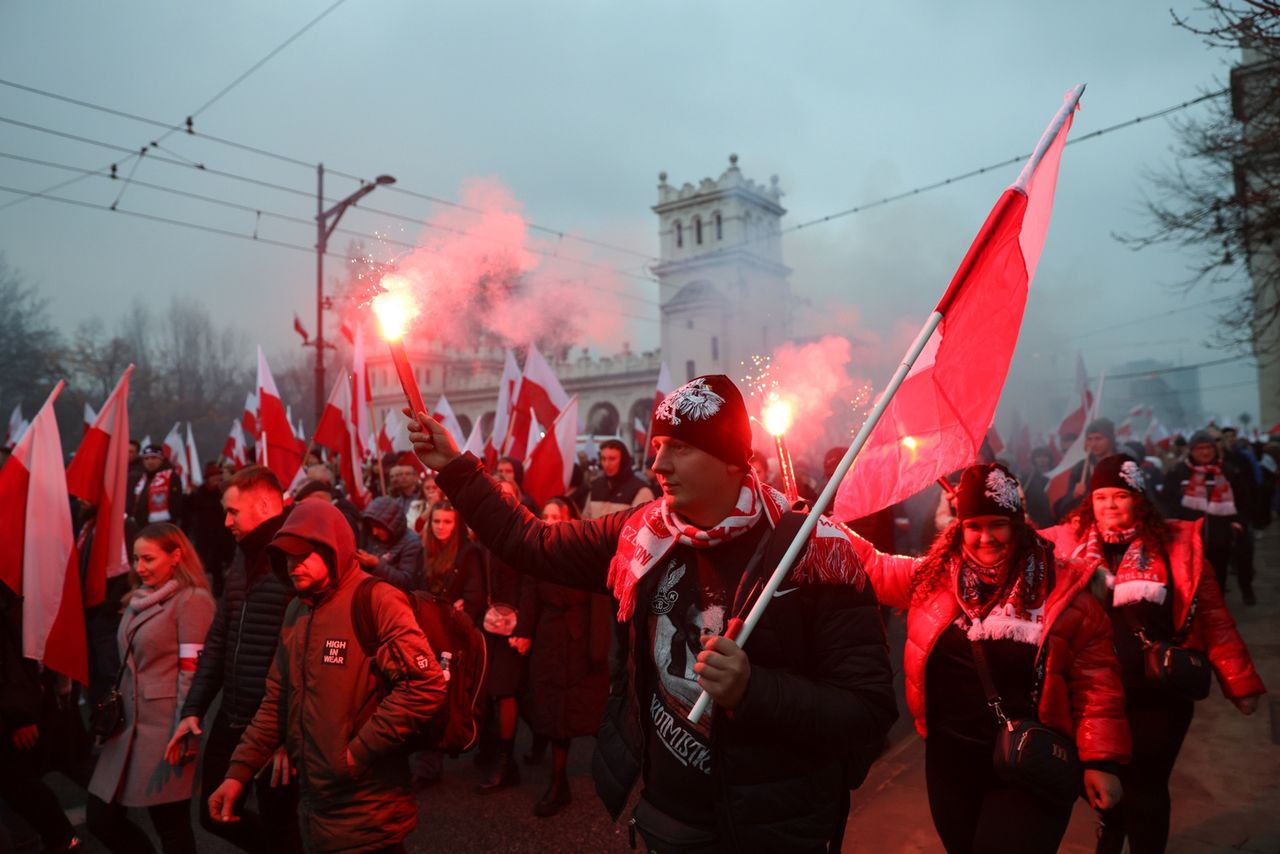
[367,155,793,455]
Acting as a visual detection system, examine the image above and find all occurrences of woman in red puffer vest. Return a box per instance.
[850,463,1130,854]
[1039,454,1264,854]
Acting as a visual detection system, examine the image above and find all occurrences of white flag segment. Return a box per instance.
[83,402,97,433]
[514,345,570,427]
[0,382,87,684]
[66,365,134,605]
[163,422,188,490]
[433,394,465,441]
[461,418,485,458]
[185,423,204,487]
[352,326,373,459]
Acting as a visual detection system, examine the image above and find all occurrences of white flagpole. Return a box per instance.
[688,84,1085,725]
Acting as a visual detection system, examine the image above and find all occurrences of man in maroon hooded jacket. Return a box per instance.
[207,500,445,853]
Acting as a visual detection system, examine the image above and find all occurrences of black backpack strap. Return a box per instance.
[968,638,1012,730]
[351,576,384,657]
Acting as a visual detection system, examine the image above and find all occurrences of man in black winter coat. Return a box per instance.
[165,465,302,853]
[409,374,897,853]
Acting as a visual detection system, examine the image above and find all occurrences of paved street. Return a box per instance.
[10,528,1278,853]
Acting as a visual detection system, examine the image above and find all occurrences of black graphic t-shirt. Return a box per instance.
[642,524,766,825]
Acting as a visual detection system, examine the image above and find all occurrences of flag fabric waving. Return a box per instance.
[242,391,259,440]
[505,346,569,461]
[524,397,579,507]
[433,394,466,442]
[644,362,675,462]
[83,402,97,434]
[352,326,373,460]
[256,347,303,486]
[0,382,87,684]
[185,422,204,488]
[1045,372,1105,511]
[163,422,189,490]
[6,404,27,447]
[484,350,521,469]
[222,419,249,468]
[834,88,1080,522]
[1056,353,1093,440]
[66,366,134,607]
[312,374,372,509]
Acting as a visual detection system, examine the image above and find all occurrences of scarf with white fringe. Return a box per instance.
[953,545,1049,645]
[1181,462,1237,517]
[1082,524,1168,607]
[606,473,863,621]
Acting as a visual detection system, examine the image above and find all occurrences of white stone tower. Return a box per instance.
[653,154,792,384]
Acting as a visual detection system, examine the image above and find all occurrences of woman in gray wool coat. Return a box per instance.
[87,523,215,854]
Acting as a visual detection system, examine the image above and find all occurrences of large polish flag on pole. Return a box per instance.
[66,365,134,607]
[313,374,372,509]
[484,350,521,468]
[256,347,302,487]
[834,86,1083,522]
[505,346,569,462]
[0,382,88,684]
[524,397,579,507]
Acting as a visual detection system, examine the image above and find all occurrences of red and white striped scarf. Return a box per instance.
[1181,463,1237,517]
[1081,524,1168,607]
[606,473,862,620]
[953,544,1050,645]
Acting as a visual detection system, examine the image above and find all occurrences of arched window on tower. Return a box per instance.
[694,215,703,245]
[675,220,683,248]
[715,212,723,240]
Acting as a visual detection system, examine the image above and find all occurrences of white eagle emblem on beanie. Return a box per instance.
[654,378,724,426]
[1119,460,1145,492]
[984,468,1021,512]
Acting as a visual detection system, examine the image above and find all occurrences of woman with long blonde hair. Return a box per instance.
[87,523,215,854]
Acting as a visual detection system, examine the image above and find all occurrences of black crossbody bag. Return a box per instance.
[89,629,137,742]
[1120,603,1211,700]
[970,639,1081,807]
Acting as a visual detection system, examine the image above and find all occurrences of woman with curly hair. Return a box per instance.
[86,523,215,854]
[848,463,1129,854]
[1040,454,1265,854]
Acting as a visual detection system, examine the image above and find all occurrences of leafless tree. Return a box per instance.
[1118,2,1280,355]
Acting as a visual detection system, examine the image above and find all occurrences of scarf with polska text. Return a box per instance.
[1081,523,1169,607]
[1181,462,1237,517]
[953,544,1050,645]
[606,472,864,621]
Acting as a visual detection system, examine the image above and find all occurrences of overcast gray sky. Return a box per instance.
[0,0,1258,433]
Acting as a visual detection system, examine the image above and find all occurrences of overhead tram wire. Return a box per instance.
[0,182,670,326]
[0,115,665,297]
[0,77,661,263]
[0,0,352,213]
[0,150,662,309]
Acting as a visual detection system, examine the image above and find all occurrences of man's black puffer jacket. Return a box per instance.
[182,514,293,726]
[438,454,897,853]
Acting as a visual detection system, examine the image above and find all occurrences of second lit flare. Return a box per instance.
[762,397,799,504]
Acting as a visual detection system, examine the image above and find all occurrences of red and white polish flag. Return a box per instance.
[0,382,88,684]
[66,366,134,608]
[257,347,302,487]
[484,350,521,469]
[312,373,372,509]
[643,362,675,461]
[834,87,1082,522]
[524,397,580,507]
[505,346,569,462]
[433,394,465,443]
[242,391,259,440]
[222,419,249,469]
[163,423,189,490]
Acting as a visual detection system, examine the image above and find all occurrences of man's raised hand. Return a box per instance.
[404,408,461,472]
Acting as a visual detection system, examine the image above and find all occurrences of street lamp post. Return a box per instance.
[314,165,396,421]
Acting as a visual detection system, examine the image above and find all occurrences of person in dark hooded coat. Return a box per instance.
[356,496,424,592]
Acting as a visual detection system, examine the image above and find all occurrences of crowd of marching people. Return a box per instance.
[0,373,1275,853]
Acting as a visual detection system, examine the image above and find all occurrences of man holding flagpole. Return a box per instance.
[408,374,896,852]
